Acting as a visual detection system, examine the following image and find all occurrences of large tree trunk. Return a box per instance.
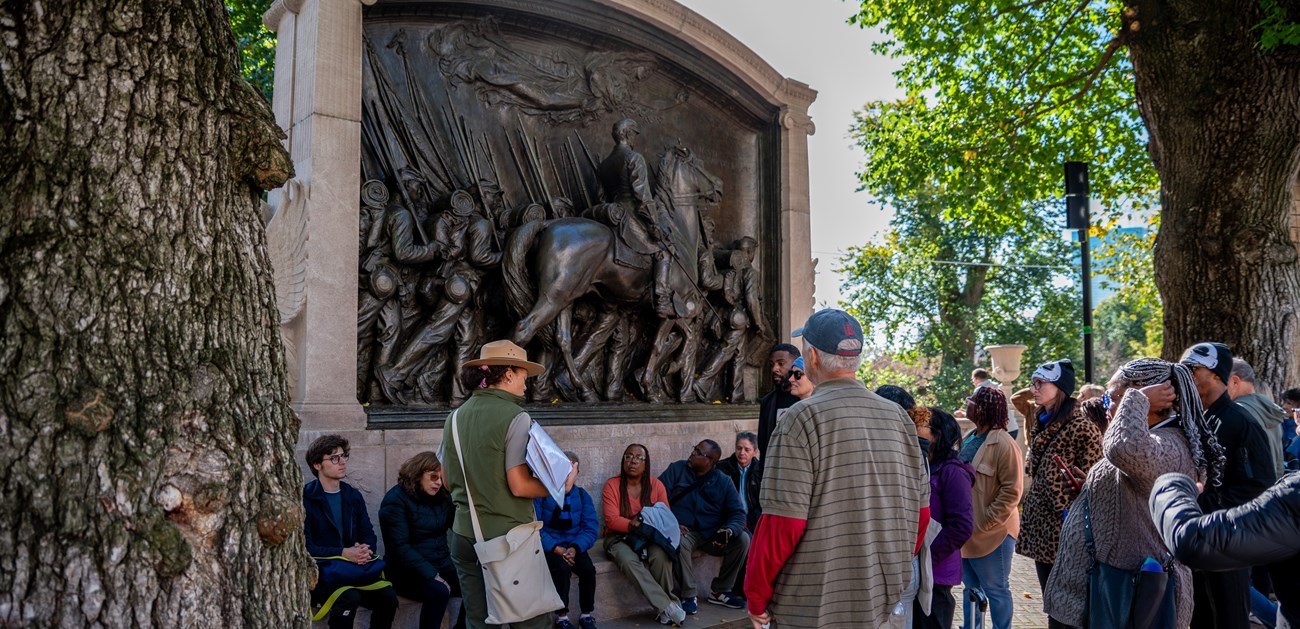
[1127,0,1300,395]
[0,0,313,626]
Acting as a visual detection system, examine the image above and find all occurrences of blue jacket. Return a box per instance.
[303,479,376,558]
[658,460,745,535]
[534,487,599,553]
[379,484,455,582]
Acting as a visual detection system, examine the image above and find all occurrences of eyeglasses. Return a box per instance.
[790,370,805,381]
[1030,379,1045,389]
[326,452,350,465]
[622,454,646,462]
[691,447,710,458]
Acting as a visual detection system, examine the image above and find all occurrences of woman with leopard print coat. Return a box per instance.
[1015,359,1103,602]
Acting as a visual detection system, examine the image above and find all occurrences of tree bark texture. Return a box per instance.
[1127,0,1300,394]
[0,0,311,627]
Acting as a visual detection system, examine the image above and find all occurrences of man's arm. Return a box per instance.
[745,514,806,615]
[1150,472,1300,571]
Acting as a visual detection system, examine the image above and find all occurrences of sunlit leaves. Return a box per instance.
[850,0,1157,227]
[226,0,276,102]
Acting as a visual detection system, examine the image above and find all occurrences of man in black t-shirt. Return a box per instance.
[1181,342,1278,629]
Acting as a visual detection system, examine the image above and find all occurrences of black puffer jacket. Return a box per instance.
[378,484,455,583]
[1150,472,1300,629]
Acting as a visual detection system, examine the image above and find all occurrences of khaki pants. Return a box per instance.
[675,530,751,599]
[449,531,552,629]
[604,533,678,613]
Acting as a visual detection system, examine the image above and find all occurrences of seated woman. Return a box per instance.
[535,451,601,629]
[379,451,464,629]
[601,443,687,627]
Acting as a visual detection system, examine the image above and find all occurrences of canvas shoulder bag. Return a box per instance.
[450,409,563,624]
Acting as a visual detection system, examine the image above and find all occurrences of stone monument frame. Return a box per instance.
[264,6,815,604]
[265,0,816,434]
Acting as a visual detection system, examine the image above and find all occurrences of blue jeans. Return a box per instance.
[1251,587,1278,628]
[961,535,1015,629]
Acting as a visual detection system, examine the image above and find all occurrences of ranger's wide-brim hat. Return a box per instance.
[463,340,546,377]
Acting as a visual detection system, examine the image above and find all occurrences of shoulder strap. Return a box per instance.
[669,470,713,505]
[450,410,487,544]
[1082,490,1097,564]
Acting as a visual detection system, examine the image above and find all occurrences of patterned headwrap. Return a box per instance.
[1115,358,1227,488]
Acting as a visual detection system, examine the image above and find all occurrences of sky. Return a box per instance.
[675,0,905,307]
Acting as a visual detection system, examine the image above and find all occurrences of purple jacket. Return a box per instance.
[930,456,975,585]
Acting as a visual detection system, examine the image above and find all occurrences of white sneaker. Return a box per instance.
[658,601,686,626]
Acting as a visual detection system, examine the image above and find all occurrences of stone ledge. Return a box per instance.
[317,543,726,628]
[366,402,759,429]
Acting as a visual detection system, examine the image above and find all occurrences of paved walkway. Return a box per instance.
[597,554,1049,629]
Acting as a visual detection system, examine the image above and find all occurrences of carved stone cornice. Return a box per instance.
[369,0,817,123]
[265,0,377,32]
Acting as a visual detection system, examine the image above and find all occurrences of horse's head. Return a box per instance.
[656,144,723,206]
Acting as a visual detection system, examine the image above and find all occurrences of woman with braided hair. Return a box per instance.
[1042,358,1227,629]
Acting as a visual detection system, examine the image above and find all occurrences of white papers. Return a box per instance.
[526,422,573,507]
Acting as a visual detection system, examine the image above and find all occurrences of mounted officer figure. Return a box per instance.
[597,117,675,317]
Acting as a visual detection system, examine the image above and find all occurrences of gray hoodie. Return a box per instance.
[1236,393,1286,478]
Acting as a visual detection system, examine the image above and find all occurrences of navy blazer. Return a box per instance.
[303,479,377,558]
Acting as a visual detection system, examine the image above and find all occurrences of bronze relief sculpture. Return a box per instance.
[357,16,774,409]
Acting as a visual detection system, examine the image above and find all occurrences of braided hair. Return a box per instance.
[1115,358,1227,488]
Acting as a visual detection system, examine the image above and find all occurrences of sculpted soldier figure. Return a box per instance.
[693,237,768,403]
[377,189,502,404]
[357,171,442,400]
[598,117,674,317]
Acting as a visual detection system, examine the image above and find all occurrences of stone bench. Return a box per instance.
[320,539,725,628]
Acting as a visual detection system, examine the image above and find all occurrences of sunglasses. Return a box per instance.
[790,370,806,381]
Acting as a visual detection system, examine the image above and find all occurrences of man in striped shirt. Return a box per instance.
[745,309,931,629]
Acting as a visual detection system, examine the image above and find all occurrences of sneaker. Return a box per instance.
[680,597,698,615]
[658,601,686,626]
[555,619,576,629]
[707,591,745,609]
[578,616,598,629]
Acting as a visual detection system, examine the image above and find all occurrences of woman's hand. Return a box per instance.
[1138,382,1176,413]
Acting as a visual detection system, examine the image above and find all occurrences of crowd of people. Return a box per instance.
[301,310,1300,629]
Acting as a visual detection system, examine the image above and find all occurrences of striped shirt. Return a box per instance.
[760,378,931,628]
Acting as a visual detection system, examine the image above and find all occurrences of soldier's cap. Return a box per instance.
[791,309,863,357]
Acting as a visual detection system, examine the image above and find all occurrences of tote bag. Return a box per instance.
[450,410,563,624]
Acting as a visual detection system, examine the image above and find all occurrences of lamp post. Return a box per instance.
[1065,162,1094,383]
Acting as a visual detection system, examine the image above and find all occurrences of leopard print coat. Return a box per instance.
[1015,404,1103,565]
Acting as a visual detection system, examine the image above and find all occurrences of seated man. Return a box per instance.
[658,439,751,613]
[303,435,398,629]
[716,432,762,601]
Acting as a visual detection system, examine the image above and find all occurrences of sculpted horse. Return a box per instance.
[502,145,722,402]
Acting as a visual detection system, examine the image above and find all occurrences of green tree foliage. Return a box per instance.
[839,185,1081,410]
[849,1,1158,231]
[845,0,1177,400]
[1092,225,1163,377]
[227,0,276,101]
